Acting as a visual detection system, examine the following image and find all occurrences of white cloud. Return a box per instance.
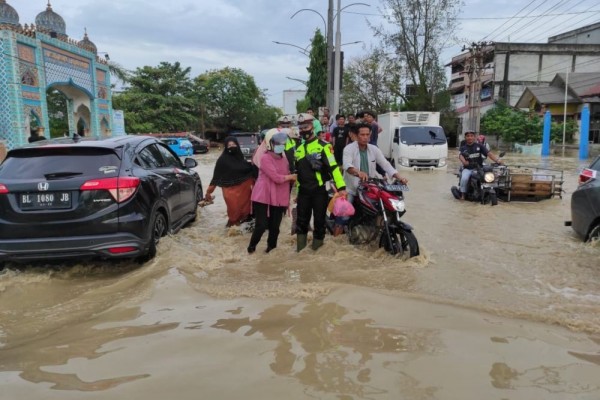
[7,0,599,107]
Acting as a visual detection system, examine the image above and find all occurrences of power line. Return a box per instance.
[527,7,600,42]
[507,0,575,43]
[343,9,599,20]
[487,0,551,42]
[480,0,540,41]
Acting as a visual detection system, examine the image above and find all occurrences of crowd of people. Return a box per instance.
[204,108,408,253]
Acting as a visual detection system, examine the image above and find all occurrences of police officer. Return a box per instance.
[294,113,346,251]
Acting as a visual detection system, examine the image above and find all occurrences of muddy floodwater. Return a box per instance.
[0,149,599,399]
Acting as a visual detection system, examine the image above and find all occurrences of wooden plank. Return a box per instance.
[511,182,552,191]
[511,190,553,197]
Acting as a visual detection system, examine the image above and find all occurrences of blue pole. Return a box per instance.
[579,104,590,160]
[542,111,551,156]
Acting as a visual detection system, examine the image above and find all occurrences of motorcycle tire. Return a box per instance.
[490,192,498,206]
[381,229,420,259]
[451,186,461,200]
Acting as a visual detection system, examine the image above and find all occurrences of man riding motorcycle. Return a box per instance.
[458,131,503,200]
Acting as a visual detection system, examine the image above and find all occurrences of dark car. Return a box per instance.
[567,155,600,241]
[231,132,261,160]
[0,135,203,265]
[189,137,209,154]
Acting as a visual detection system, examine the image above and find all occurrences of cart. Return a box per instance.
[499,165,564,202]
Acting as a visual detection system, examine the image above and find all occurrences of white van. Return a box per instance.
[378,111,448,171]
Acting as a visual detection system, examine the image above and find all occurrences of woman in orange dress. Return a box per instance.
[204,137,256,227]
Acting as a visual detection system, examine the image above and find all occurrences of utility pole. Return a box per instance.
[333,0,342,116]
[463,41,492,133]
[327,0,334,114]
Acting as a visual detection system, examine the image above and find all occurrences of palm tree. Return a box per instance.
[107,61,131,86]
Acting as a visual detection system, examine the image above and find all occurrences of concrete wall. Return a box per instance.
[493,42,600,107]
[549,23,600,45]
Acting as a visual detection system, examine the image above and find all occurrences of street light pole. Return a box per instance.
[272,41,310,56]
[332,2,370,116]
[333,0,342,116]
[327,0,334,114]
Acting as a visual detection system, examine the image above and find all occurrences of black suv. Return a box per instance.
[0,135,202,264]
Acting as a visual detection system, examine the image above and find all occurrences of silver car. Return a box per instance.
[567,155,600,241]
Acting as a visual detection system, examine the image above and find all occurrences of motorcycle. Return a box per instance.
[451,152,507,206]
[328,178,420,259]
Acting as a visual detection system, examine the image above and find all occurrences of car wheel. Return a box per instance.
[138,211,167,263]
[190,184,203,223]
[587,223,600,242]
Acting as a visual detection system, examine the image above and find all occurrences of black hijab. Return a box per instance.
[210,136,255,187]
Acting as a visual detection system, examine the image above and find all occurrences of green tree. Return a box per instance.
[305,29,327,111]
[372,0,462,110]
[341,46,402,115]
[46,88,69,137]
[480,101,556,143]
[194,67,279,132]
[106,61,130,86]
[112,61,196,133]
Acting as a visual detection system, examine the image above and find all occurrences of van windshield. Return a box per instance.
[399,126,446,145]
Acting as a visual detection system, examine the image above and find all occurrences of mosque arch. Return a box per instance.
[100,116,110,136]
[75,104,91,136]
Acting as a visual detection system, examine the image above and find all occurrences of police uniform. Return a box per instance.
[295,132,346,251]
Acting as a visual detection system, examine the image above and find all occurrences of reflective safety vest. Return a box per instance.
[295,137,346,192]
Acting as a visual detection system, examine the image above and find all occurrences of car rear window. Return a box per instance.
[235,135,258,145]
[0,147,121,179]
[589,157,600,172]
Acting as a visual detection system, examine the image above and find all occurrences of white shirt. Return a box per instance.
[342,142,397,195]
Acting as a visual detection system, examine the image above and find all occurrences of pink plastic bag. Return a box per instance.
[333,196,355,217]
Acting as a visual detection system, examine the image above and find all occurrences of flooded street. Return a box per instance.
[0,149,599,399]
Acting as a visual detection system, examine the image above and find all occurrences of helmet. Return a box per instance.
[287,126,300,139]
[296,113,314,131]
[277,115,292,126]
[264,128,289,151]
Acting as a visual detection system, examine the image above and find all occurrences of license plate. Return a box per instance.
[20,191,72,210]
[384,184,409,192]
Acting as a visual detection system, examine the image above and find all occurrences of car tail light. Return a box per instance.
[0,183,8,194]
[578,168,597,185]
[108,246,138,254]
[80,177,140,203]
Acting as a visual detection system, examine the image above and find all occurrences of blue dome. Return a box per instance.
[35,2,66,35]
[0,0,20,26]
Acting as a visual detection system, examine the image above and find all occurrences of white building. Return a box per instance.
[282,90,306,115]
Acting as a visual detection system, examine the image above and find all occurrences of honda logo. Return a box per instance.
[38,182,49,191]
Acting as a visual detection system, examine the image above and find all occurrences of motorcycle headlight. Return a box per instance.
[389,199,405,212]
[438,157,447,167]
[484,172,495,183]
[400,157,410,167]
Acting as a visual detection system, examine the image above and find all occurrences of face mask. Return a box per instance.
[273,144,285,154]
[226,147,237,155]
[301,130,313,140]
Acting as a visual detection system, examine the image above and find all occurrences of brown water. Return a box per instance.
[0,150,599,399]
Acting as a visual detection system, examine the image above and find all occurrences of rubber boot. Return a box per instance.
[312,238,324,251]
[297,234,308,252]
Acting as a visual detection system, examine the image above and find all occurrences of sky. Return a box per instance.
[9,0,600,108]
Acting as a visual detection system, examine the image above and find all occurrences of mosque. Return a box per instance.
[0,0,113,150]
